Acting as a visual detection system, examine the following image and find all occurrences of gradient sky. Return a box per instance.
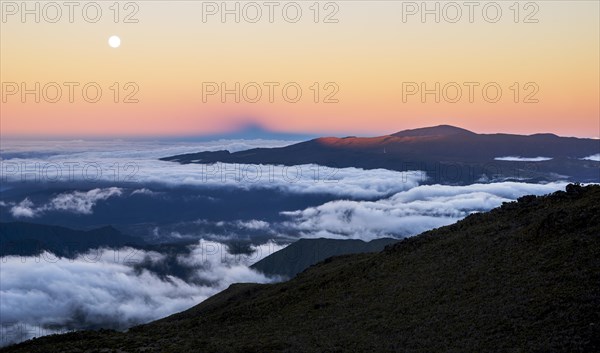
[1,1,599,138]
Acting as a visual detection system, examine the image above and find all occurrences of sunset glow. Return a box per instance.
[1,1,598,138]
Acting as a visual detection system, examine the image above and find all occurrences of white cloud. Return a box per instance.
[0,141,423,198]
[8,188,123,219]
[9,198,37,218]
[118,163,421,198]
[197,219,271,231]
[0,139,296,159]
[494,156,553,162]
[0,240,285,346]
[49,188,123,214]
[131,188,161,196]
[1,159,422,198]
[248,241,287,264]
[282,182,569,241]
[235,220,270,230]
[581,154,600,162]
[177,240,286,277]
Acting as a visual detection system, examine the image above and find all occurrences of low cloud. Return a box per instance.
[494,156,553,162]
[235,219,270,230]
[282,182,569,241]
[195,219,272,231]
[1,153,423,199]
[0,240,285,346]
[48,188,122,214]
[581,154,600,162]
[8,188,122,219]
[122,163,422,198]
[131,188,161,197]
[9,198,37,218]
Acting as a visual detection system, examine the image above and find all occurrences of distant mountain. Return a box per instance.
[161,125,600,184]
[6,184,599,352]
[0,222,143,257]
[391,124,476,137]
[251,237,399,278]
[164,123,318,141]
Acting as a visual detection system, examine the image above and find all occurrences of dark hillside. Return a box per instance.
[250,237,399,278]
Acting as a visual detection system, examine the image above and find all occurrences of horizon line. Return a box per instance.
[1,124,599,141]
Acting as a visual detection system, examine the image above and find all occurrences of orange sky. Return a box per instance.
[1,1,599,138]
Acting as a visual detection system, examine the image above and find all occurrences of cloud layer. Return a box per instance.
[282,182,569,241]
[0,240,285,346]
[7,188,122,218]
[581,154,600,162]
[494,156,553,162]
[0,140,423,199]
[0,139,587,347]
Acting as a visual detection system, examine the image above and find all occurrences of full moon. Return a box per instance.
[108,35,121,48]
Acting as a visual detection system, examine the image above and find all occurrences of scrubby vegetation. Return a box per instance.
[3,184,599,353]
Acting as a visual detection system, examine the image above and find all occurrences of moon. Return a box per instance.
[108,35,121,48]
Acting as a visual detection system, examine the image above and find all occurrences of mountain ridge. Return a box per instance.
[161,125,600,184]
[250,237,399,278]
[0,222,143,257]
[391,124,476,137]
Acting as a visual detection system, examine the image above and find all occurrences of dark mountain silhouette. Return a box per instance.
[162,122,317,141]
[5,184,599,352]
[391,124,476,137]
[0,222,143,257]
[161,125,600,184]
[251,237,399,278]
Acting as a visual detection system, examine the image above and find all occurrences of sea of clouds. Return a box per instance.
[0,139,581,346]
[0,139,423,199]
[0,240,285,346]
[281,182,569,240]
[0,180,572,346]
